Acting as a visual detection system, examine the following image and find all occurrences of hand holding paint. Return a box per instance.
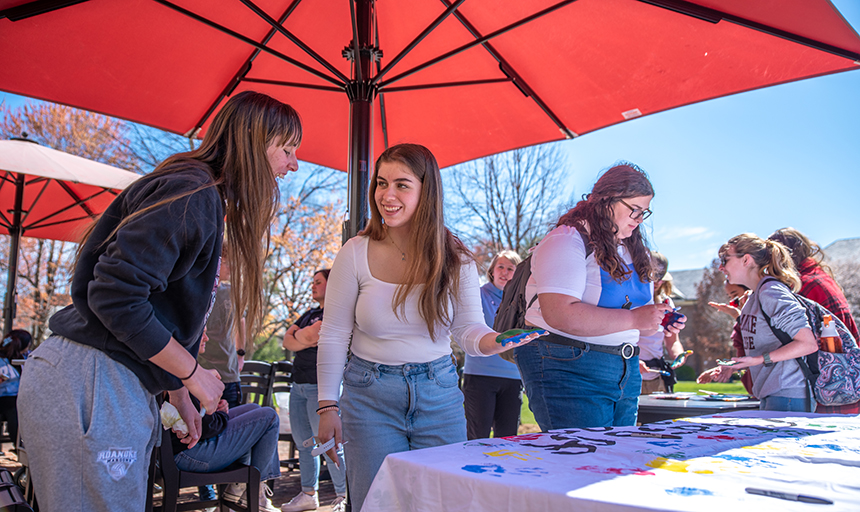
[495,328,548,347]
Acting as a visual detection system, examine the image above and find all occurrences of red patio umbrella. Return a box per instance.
[1,0,858,236]
[0,138,140,332]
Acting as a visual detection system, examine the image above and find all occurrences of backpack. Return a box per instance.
[757,277,860,407]
[493,227,593,335]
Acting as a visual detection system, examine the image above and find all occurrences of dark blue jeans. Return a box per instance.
[515,338,641,430]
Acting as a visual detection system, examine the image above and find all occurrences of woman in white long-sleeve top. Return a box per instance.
[314,143,543,511]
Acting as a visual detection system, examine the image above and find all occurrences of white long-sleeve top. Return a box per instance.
[317,236,494,401]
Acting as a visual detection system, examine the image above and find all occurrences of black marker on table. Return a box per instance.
[745,487,833,505]
[623,432,682,439]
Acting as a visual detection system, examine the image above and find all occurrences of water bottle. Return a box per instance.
[820,314,842,353]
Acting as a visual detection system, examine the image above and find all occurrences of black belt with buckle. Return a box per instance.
[543,332,639,359]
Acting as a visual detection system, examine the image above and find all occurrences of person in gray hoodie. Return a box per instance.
[705,233,818,412]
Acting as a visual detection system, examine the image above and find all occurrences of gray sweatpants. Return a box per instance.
[18,336,160,512]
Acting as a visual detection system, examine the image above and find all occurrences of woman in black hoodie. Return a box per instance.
[18,91,301,512]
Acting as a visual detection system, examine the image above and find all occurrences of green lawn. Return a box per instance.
[519,380,748,430]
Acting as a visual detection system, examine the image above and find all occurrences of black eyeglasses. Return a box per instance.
[618,199,652,221]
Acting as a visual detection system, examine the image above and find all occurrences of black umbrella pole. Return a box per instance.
[345,97,373,242]
[3,174,24,334]
[344,0,376,243]
[3,231,19,335]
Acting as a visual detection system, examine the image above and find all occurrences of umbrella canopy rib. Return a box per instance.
[240,78,342,92]
[190,0,308,134]
[641,0,860,60]
[374,0,467,84]
[377,0,576,89]
[240,0,350,84]
[439,0,576,138]
[151,0,345,87]
[384,78,512,93]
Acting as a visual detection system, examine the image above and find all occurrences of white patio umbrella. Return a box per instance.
[0,138,140,333]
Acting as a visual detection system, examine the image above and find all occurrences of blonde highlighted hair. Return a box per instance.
[360,143,471,341]
[719,233,801,291]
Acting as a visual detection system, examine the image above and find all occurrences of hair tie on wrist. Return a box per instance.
[180,360,199,381]
[316,404,339,415]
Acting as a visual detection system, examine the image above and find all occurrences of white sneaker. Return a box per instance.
[222,482,247,506]
[280,491,319,512]
[330,496,347,512]
[259,485,280,512]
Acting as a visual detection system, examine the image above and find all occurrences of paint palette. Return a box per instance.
[702,394,752,402]
[651,392,698,400]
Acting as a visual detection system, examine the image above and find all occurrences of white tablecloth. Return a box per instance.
[363,411,860,512]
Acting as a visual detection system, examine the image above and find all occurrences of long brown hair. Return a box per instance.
[77,91,302,340]
[360,143,470,341]
[555,162,653,283]
[769,227,835,279]
[720,233,801,291]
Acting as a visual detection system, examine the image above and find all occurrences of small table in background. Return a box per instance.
[638,394,760,424]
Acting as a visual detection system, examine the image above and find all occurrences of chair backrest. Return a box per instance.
[271,360,294,396]
[240,361,274,407]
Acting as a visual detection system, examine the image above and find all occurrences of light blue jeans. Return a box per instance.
[341,354,466,512]
[289,383,347,495]
[759,393,817,413]
[174,403,281,482]
[515,338,641,430]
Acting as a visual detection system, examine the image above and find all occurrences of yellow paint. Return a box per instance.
[483,450,542,461]
[646,457,714,474]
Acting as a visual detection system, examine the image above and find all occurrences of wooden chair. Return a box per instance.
[271,361,300,471]
[146,420,261,512]
[239,361,274,407]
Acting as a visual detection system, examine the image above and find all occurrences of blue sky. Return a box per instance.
[559,0,860,271]
[2,2,858,272]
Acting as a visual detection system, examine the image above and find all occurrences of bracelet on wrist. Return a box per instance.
[180,360,199,381]
[316,404,339,415]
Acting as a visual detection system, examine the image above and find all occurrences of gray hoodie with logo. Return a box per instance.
[739,278,811,400]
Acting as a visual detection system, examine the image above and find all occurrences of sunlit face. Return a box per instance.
[611,195,652,240]
[266,139,299,178]
[491,257,517,290]
[311,273,328,303]
[719,246,745,284]
[725,282,747,300]
[374,161,422,230]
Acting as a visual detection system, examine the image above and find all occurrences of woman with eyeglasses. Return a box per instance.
[514,163,684,429]
[706,233,819,412]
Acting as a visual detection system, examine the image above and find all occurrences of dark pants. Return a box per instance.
[463,374,522,439]
[0,395,18,446]
[222,381,243,409]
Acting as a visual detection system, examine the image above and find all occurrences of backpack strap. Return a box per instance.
[756,277,817,384]
[524,225,594,311]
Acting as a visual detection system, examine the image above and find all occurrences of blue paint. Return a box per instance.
[806,444,846,451]
[666,487,714,497]
[462,464,505,477]
[715,454,781,469]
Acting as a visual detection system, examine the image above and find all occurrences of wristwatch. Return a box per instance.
[762,352,775,367]
[236,349,246,357]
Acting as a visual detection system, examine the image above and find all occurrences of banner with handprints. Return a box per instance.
[364,411,860,512]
